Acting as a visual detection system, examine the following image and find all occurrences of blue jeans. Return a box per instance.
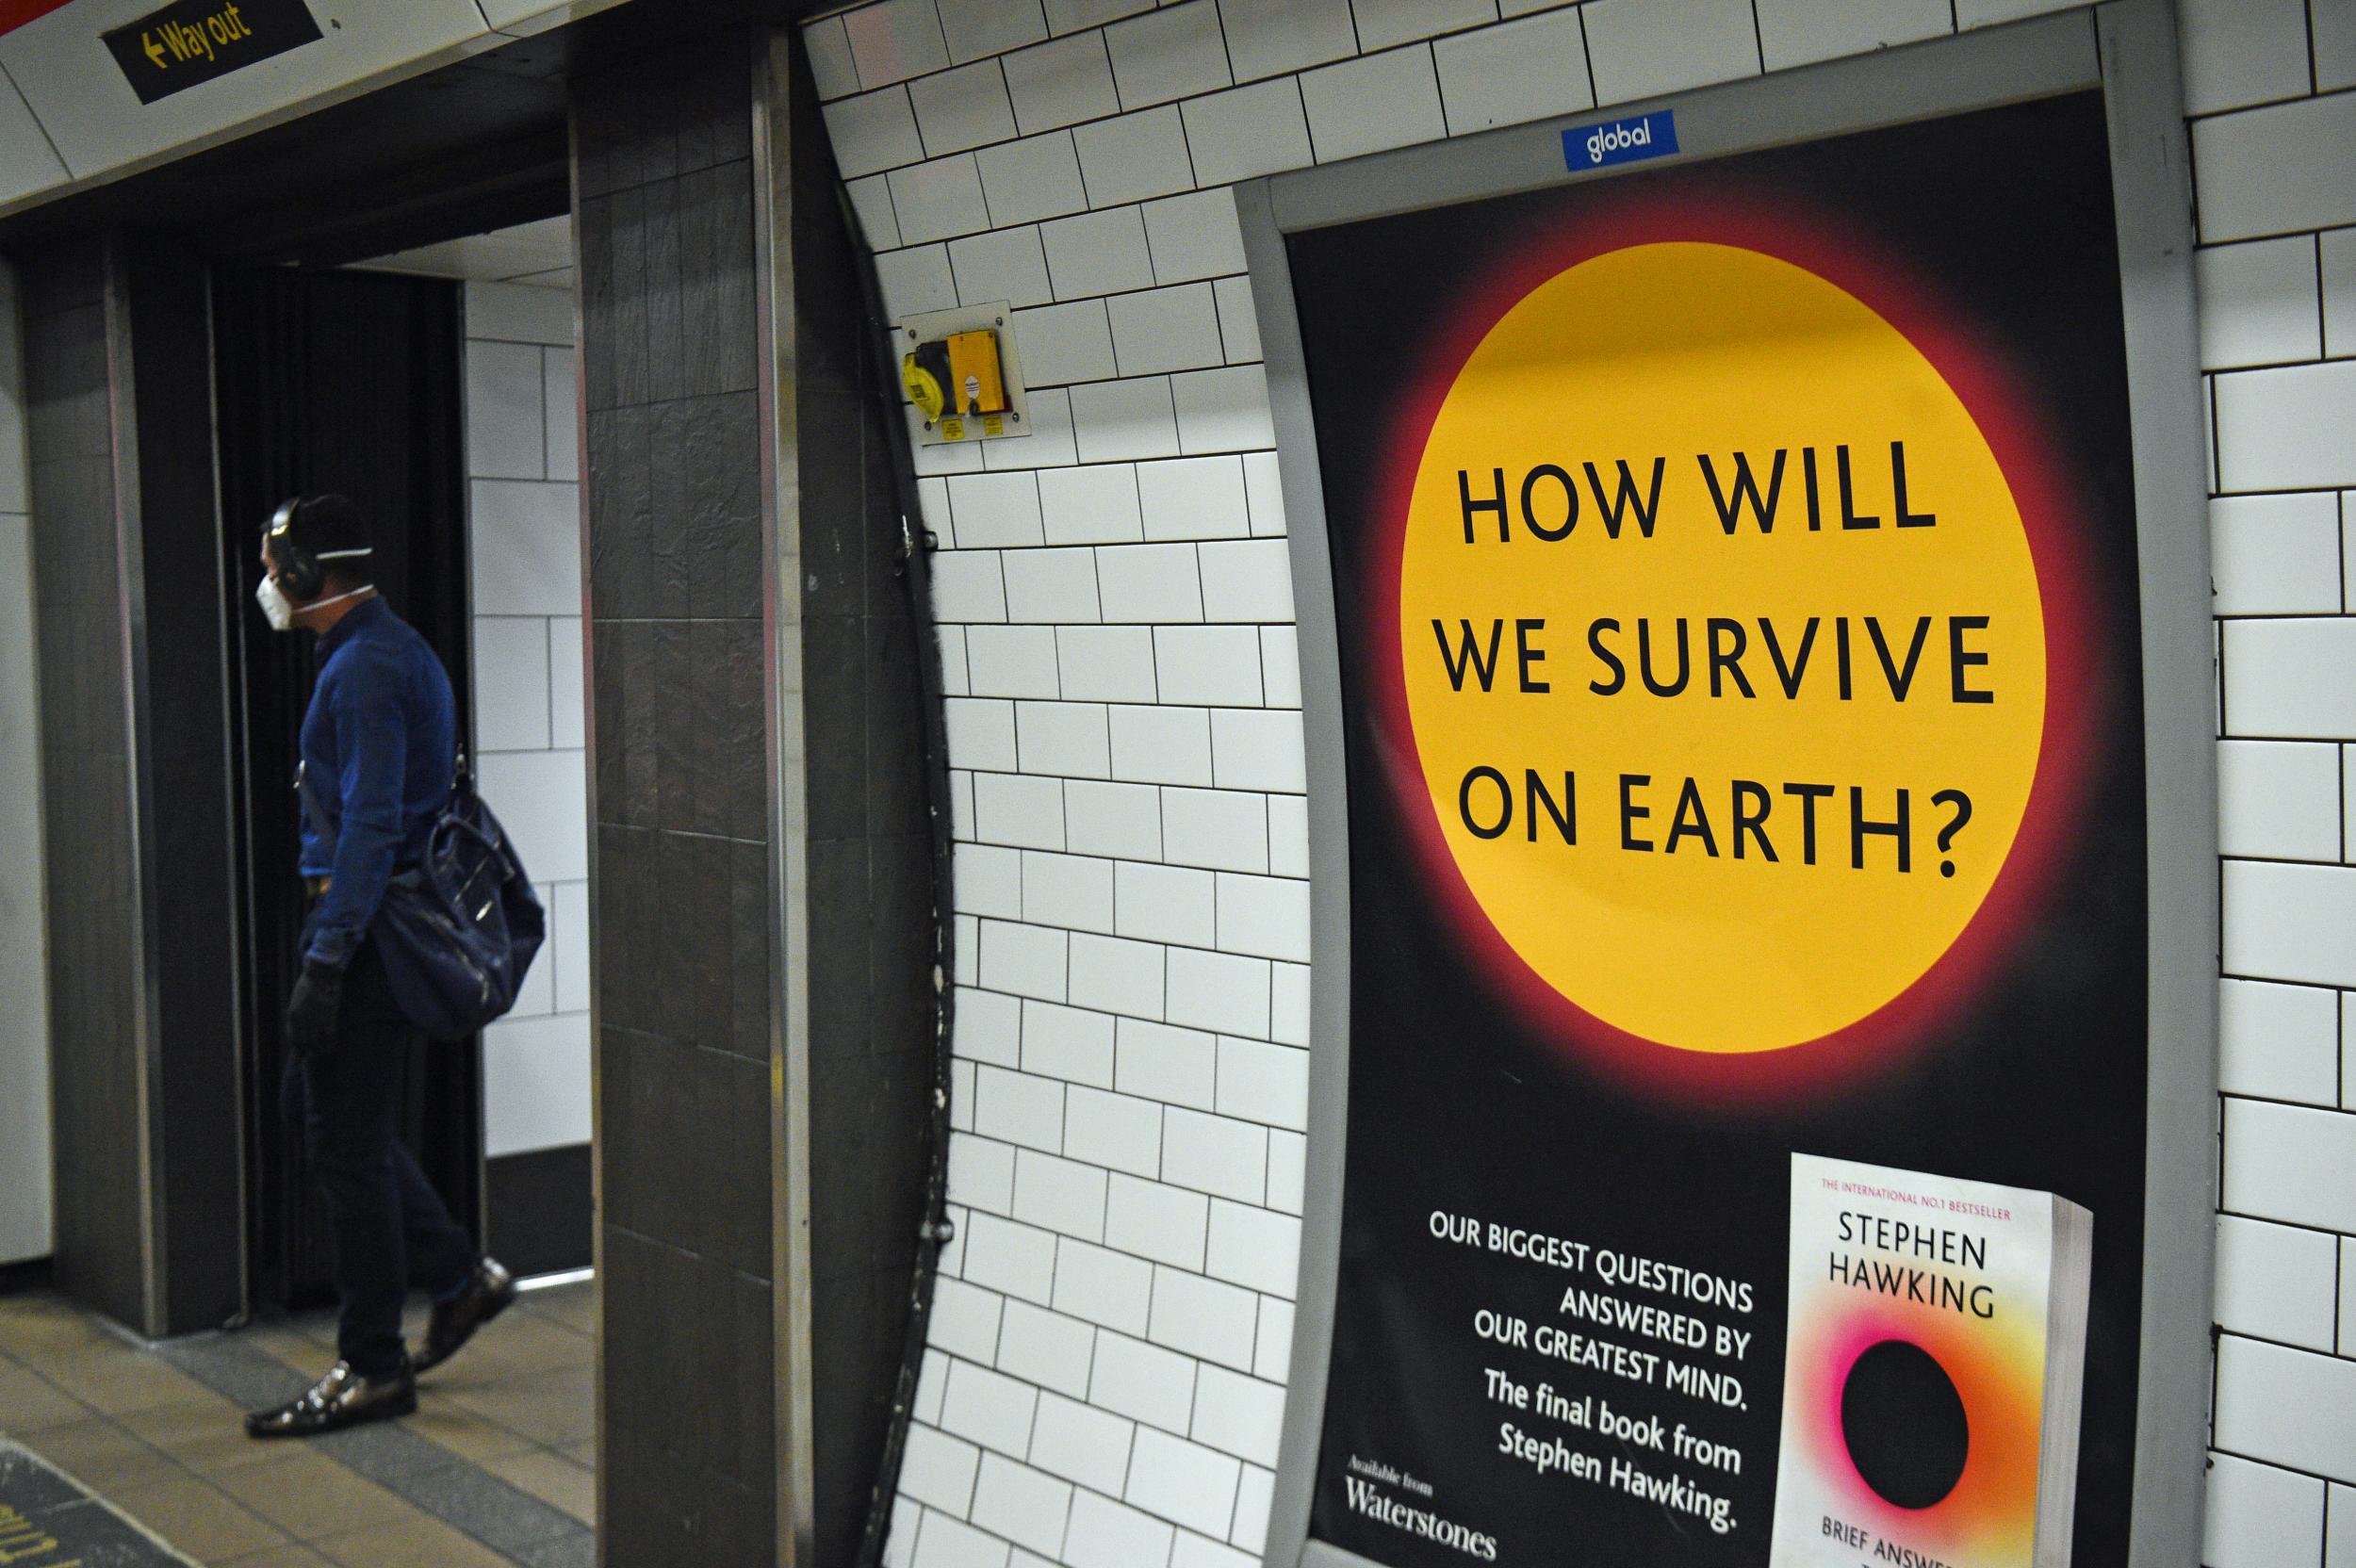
[281,930,476,1375]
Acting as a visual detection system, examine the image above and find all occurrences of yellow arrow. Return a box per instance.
[142,29,165,66]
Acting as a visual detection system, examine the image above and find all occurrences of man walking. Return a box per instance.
[243,494,517,1439]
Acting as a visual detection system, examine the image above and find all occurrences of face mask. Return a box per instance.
[255,574,371,632]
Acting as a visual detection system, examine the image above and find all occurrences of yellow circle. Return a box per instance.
[1399,242,2044,1054]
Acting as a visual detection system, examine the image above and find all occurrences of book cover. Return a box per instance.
[1769,1153,2091,1568]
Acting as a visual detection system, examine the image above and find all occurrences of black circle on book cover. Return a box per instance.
[1840,1339,1971,1509]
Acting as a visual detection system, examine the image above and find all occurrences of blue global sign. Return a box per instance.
[1562,110,1680,172]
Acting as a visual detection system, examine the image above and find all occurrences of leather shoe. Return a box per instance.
[245,1360,417,1439]
[416,1256,517,1373]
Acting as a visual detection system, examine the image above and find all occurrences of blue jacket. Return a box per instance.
[299,596,456,970]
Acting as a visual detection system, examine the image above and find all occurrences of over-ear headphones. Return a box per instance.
[267,495,373,602]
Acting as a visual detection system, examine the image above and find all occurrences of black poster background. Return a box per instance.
[1291,94,2146,1566]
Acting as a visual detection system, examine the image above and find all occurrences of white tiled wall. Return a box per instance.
[464,279,591,1161]
[0,260,49,1266]
[800,1,2356,1564]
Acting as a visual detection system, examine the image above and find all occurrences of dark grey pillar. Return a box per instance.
[576,27,935,1567]
[23,233,244,1337]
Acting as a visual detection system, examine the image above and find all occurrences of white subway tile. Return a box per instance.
[2199,237,2325,370]
[1139,456,1252,540]
[1073,377,1183,462]
[1057,625,1161,701]
[2223,618,2356,737]
[1253,1298,1294,1381]
[1025,996,1119,1084]
[1106,0,1233,107]
[1214,872,1310,961]
[1301,45,1446,163]
[970,1454,1074,1559]
[1195,539,1293,623]
[1267,1131,1304,1216]
[1161,1108,1268,1203]
[2218,739,2341,860]
[2213,492,2342,615]
[2330,1476,2356,1565]
[1066,778,1166,859]
[1113,706,1217,786]
[552,879,589,1014]
[980,919,1072,1002]
[1089,1325,1202,1430]
[952,770,978,840]
[999,1299,1098,1394]
[2226,860,2356,988]
[901,1423,985,1515]
[951,1131,1019,1212]
[952,227,1056,310]
[1145,1266,1260,1373]
[2196,93,2356,243]
[1205,1200,1301,1300]
[962,1211,1062,1305]
[2215,1332,2356,1483]
[1113,284,1227,376]
[993,385,1079,468]
[846,0,950,90]
[1162,787,1268,873]
[1755,0,1947,71]
[976,1058,1068,1154]
[1215,1037,1308,1130]
[978,132,1091,227]
[1155,626,1265,706]
[1433,8,1594,134]
[932,1275,1008,1364]
[1030,1389,1136,1494]
[1187,1364,1284,1471]
[1583,0,1759,105]
[2205,1451,2326,1568]
[1015,1148,1111,1241]
[1004,548,1104,625]
[478,750,587,881]
[967,625,1064,698]
[1258,627,1301,709]
[547,616,584,748]
[1042,206,1157,299]
[471,481,580,616]
[1012,300,1119,385]
[1055,1234,1157,1332]
[468,341,548,481]
[1242,451,1285,536]
[2217,1214,2339,1351]
[2220,977,2341,1104]
[1098,542,1204,623]
[950,471,1048,546]
[1213,277,1261,366]
[974,769,1070,847]
[1016,700,1114,779]
[1068,929,1168,1015]
[1172,365,1274,454]
[914,406,987,473]
[957,988,1024,1067]
[1182,80,1314,187]
[1117,1017,1219,1108]
[1142,190,1247,286]
[917,1349,952,1426]
[1219,0,1354,82]
[892,154,995,244]
[1039,465,1145,545]
[474,617,553,751]
[1023,848,1116,932]
[1106,1173,1211,1269]
[467,279,575,345]
[942,1357,1043,1457]
[1268,797,1308,878]
[848,174,904,250]
[933,549,1011,623]
[805,15,860,100]
[1063,1487,1177,1568]
[879,246,963,318]
[1046,0,1154,29]
[1006,32,1121,135]
[1228,1465,1275,1552]
[2223,1097,2356,1230]
[2322,0,2356,90]
[2217,364,2356,491]
[939,625,973,696]
[954,839,1024,916]
[2326,227,2356,357]
[1116,861,1219,945]
[2179,0,2312,115]
[1167,946,1272,1035]
[914,1511,1010,1568]
[1072,106,1198,208]
[937,0,1048,61]
[1125,1426,1243,1540]
[542,351,578,482]
[1064,1085,1166,1176]
[911,62,1019,157]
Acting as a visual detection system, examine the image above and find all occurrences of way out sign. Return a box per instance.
[102,0,321,104]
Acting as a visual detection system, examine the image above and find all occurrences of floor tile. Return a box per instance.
[118,1397,279,1476]
[217,1545,337,1567]
[443,1369,592,1448]
[516,1285,594,1340]
[315,1513,516,1568]
[418,1315,591,1393]
[111,1474,287,1562]
[0,1363,96,1433]
[212,1449,418,1542]
[42,1344,216,1416]
[19,1416,185,1494]
[399,1405,542,1467]
[0,1296,115,1361]
[481,1451,593,1526]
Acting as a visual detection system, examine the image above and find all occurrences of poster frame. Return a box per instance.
[1239,3,2217,1565]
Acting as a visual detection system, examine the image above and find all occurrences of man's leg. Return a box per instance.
[298,938,414,1376]
[391,1138,476,1298]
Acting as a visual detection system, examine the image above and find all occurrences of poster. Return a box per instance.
[1289,93,2146,1566]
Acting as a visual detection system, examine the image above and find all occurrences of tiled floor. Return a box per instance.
[0,1280,597,1566]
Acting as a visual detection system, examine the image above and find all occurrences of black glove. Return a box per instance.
[286,960,344,1055]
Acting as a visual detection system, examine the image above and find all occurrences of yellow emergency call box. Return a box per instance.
[898,302,1030,446]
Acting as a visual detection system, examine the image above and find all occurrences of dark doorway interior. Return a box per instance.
[211,267,480,1312]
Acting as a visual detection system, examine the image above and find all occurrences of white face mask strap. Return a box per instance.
[304,584,375,612]
[313,547,372,561]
